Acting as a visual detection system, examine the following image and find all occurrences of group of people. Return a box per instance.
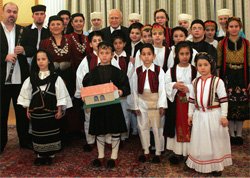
[1,1,249,177]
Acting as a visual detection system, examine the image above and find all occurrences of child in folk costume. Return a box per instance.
[141,24,153,44]
[217,17,249,145]
[204,20,218,48]
[132,43,167,163]
[167,26,198,68]
[135,23,170,72]
[17,50,72,165]
[111,30,136,139]
[165,41,197,164]
[186,52,232,176]
[82,42,130,168]
[75,31,120,152]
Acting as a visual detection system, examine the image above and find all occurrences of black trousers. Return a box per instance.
[1,84,30,152]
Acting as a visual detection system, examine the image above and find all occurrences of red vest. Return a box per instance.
[136,65,161,94]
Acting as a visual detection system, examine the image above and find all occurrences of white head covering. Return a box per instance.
[178,13,192,28]
[90,12,102,20]
[217,9,232,17]
[129,13,141,21]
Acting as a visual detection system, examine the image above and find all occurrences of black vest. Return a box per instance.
[29,74,58,112]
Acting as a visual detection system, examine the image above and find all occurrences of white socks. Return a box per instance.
[229,121,243,137]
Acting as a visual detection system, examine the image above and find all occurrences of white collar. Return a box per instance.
[114,51,127,58]
[1,21,15,32]
[31,22,47,29]
[110,26,121,33]
[131,41,140,46]
[38,70,50,79]
[142,63,155,72]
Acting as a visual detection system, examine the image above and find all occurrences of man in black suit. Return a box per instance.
[0,2,30,153]
[101,9,130,44]
[21,4,50,66]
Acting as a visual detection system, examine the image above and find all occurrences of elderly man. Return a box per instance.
[22,4,50,66]
[101,9,130,44]
[0,2,30,153]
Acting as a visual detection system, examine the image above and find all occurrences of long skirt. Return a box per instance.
[186,108,232,173]
[30,111,61,156]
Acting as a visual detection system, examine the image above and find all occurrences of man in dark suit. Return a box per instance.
[101,9,130,44]
[0,2,30,153]
[21,4,50,66]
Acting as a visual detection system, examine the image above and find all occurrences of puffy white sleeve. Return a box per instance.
[157,68,168,108]
[130,71,139,110]
[167,50,175,69]
[191,48,198,66]
[17,77,32,108]
[216,79,228,118]
[75,57,89,98]
[188,81,196,117]
[134,50,142,69]
[165,68,177,102]
[127,61,135,79]
[56,76,73,110]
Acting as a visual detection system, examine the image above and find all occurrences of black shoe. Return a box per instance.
[212,171,222,177]
[20,143,33,150]
[236,137,243,145]
[44,157,53,165]
[183,164,193,171]
[169,154,183,164]
[34,157,46,166]
[230,137,236,145]
[151,155,160,163]
[92,159,102,167]
[83,144,93,152]
[107,159,116,168]
[138,154,150,163]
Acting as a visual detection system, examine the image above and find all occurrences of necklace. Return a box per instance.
[50,37,69,56]
[71,34,86,53]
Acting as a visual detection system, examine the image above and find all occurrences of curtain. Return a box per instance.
[42,0,250,38]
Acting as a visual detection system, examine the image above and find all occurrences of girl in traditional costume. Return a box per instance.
[186,52,232,176]
[217,17,249,145]
[165,41,197,164]
[18,50,72,165]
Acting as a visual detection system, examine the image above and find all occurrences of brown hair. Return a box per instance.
[226,16,242,29]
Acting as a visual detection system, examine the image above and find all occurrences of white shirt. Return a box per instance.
[1,21,21,84]
[110,26,121,34]
[131,41,141,57]
[131,63,168,111]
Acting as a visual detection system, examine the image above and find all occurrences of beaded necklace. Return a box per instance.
[50,37,69,56]
[71,34,86,53]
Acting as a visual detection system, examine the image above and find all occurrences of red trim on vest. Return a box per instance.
[89,53,98,71]
[136,65,160,94]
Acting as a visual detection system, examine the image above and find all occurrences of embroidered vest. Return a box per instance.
[114,55,129,73]
[29,75,58,112]
[86,53,98,71]
[193,76,227,110]
[136,65,161,94]
[220,37,249,87]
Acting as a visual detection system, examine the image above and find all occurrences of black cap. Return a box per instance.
[31,5,46,13]
[48,15,63,27]
[57,10,71,17]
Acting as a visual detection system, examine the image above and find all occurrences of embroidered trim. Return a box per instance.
[188,154,232,165]
[219,96,228,103]
[50,37,69,56]
[71,34,86,53]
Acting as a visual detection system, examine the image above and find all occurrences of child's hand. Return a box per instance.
[55,106,63,119]
[159,107,165,117]
[180,86,189,93]
[130,57,135,64]
[173,82,184,90]
[220,117,228,127]
[26,108,31,120]
[135,109,141,116]
[118,90,123,96]
[188,117,192,126]
[82,97,85,102]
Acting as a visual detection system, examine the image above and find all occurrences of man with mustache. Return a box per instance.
[0,2,30,153]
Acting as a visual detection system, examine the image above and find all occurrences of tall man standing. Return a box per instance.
[0,2,30,153]
[22,5,50,66]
